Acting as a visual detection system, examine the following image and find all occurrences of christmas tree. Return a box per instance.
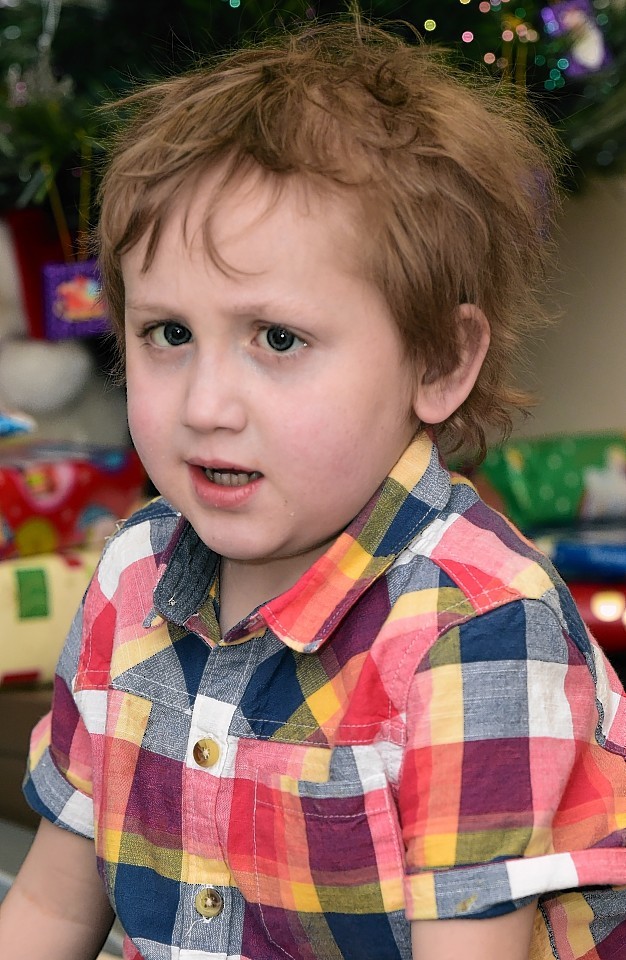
[0,0,624,237]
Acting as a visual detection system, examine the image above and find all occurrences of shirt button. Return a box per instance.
[195,886,224,918]
[193,737,220,768]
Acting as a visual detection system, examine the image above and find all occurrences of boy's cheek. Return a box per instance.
[125,400,159,464]
[125,375,155,426]
[125,401,143,446]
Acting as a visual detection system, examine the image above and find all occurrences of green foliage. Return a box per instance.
[0,0,314,219]
[0,0,624,231]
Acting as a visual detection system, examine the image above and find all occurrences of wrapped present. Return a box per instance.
[536,525,626,582]
[0,441,144,559]
[42,259,110,339]
[477,432,626,531]
[0,548,101,686]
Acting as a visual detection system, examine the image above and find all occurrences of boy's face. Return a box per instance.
[123,171,419,590]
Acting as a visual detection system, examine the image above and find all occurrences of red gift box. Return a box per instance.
[0,442,145,559]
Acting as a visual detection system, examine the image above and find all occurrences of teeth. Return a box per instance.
[205,468,261,486]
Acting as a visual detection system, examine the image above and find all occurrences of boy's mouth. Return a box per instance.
[204,468,263,487]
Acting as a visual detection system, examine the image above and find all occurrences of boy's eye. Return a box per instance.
[259,325,306,353]
[150,322,192,347]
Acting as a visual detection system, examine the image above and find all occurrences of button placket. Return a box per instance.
[186,694,236,776]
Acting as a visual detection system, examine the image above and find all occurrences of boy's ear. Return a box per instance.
[412,304,490,425]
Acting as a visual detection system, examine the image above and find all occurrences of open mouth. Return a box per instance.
[204,468,263,487]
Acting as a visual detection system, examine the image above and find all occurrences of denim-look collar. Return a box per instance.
[152,433,451,653]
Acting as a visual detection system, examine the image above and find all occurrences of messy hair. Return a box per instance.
[97,16,562,459]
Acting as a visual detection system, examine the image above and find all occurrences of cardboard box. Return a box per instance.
[0,687,52,827]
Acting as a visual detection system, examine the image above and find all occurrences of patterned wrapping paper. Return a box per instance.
[42,259,110,339]
[476,432,626,531]
[0,442,145,560]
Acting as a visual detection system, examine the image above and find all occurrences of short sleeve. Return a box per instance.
[23,591,96,838]
[22,500,179,839]
[399,598,626,920]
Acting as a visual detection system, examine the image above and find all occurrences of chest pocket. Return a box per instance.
[227,741,410,960]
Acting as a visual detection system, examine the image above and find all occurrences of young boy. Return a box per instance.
[1,18,626,960]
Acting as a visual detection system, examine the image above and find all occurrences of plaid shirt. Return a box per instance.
[25,435,626,960]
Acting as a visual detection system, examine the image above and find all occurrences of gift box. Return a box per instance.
[42,259,110,339]
[0,441,145,560]
[535,525,626,582]
[476,432,626,531]
[0,547,97,823]
[0,547,101,687]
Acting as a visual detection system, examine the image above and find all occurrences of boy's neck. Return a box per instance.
[218,548,327,636]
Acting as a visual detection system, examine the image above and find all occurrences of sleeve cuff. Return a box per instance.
[23,747,94,839]
[405,847,626,920]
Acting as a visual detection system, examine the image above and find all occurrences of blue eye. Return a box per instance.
[151,322,192,347]
[266,327,295,351]
[262,326,305,353]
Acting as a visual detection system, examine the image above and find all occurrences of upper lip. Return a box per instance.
[187,458,261,474]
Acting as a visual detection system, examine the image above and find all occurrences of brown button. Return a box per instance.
[195,886,224,918]
[193,737,220,768]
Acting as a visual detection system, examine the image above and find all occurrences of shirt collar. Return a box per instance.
[152,433,451,653]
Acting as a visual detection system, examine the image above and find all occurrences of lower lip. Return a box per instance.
[189,465,262,509]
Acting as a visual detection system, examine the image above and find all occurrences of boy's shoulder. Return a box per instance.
[398,471,582,637]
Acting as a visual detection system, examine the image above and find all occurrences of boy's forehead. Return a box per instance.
[125,165,367,278]
[191,167,358,244]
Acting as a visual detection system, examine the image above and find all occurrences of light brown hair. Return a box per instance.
[97,17,562,459]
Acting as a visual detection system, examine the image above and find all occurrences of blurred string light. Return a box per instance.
[44,0,626,178]
[0,0,618,188]
[218,0,609,106]
[437,0,540,85]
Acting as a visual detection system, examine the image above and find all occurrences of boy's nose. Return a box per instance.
[180,351,247,434]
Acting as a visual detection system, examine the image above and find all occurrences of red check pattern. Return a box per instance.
[25,435,626,959]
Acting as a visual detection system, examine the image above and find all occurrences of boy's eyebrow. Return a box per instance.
[125,296,311,320]
[221,298,309,320]
[124,299,170,312]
